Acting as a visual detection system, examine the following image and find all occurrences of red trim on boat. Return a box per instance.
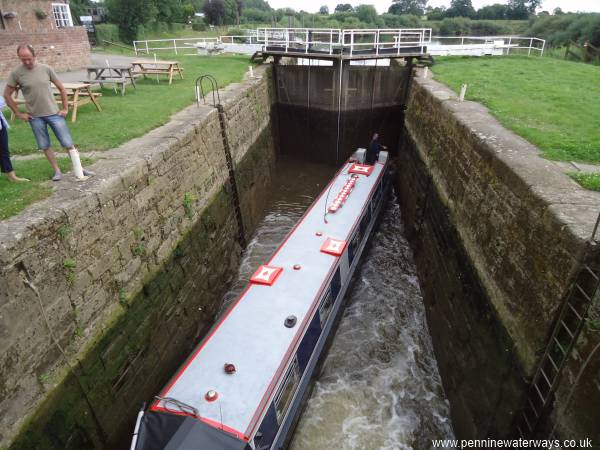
[244,164,386,437]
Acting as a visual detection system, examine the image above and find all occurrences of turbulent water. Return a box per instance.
[221,157,455,449]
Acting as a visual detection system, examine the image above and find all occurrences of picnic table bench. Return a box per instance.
[85,65,138,96]
[10,82,102,123]
[131,60,184,85]
[53,82,102,122]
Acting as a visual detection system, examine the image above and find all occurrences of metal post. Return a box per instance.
[350,31,354,56]
[541,39,545,56]
[507,37,512,55]
[335,58,343,165]
[134,41,138,55]
[305,29,308,54]
[375,30,379,56]
[174,39,177,55]
[145,40,149,55]
[329,29,333,55]
[397,29,401,55]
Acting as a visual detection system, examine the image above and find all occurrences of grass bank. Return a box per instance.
[7,54,251,155]
[1,53,251,219]
[431,56,600,165]
[0,157,92,219]
[569,173,600,192]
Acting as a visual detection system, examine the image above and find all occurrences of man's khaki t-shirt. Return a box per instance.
[7,63,60,117]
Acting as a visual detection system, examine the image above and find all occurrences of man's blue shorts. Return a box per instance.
[29,114,74,151]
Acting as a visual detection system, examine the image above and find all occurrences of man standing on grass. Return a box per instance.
[3,45,93,181]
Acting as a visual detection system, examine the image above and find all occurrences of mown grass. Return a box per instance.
[2,53,251,219]
[431,55,600,165]
[7,54,252,155]
[568,172,600,191]
[0,157,92,219]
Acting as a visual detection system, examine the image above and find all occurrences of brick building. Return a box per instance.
[0,0,90,79]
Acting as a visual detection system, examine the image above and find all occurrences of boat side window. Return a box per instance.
[319,288,333,327]
[373,180,382,205]
[274,357,300,424]
[360,206,372,236]
[348,231,361,264]
[331,267,341,299]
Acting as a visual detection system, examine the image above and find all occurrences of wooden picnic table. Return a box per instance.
[86,65,138,95]
[131,59,184,85]
[10,82,102,123]
[52,82,102,122]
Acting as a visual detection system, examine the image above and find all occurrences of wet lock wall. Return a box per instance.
[274,63,411,165]
[396,133,526,438]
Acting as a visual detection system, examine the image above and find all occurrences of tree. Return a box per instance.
[356,4,378,23]
[425,6,446,20]
[69,0,92,24]
[506,0,540,19]
[446,0,475,18]
[203,0,226,24]
[388,0,428,16]
[476,3,508,19]
[553,7,564,15]
[105,0,152,43]
[152,0,185,23]
[319,5,329,14]
[245,0,272,10]
[334,4,353,12]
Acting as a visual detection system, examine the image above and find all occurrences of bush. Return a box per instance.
[439,17,472,36]
[381,13,422,28]
[95,23,121,43]
[470,20,509,35]
[191,20,207,31]
[529,13,600,47]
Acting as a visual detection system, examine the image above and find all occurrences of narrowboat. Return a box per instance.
[131,149,391,450]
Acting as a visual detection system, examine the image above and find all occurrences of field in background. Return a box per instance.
[431,55,600,190]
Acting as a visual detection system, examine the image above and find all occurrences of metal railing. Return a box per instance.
[257,27,432,57]
[429,36,545,56]
[220,32,260,45]
[258,28,343,54]
[132,30,542,58]
[133,37,220,55]
[342,28,432,56]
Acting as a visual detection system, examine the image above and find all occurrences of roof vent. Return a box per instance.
[284,315,297,328]
[205,390,219,402]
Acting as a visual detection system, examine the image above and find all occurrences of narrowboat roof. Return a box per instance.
[152,159,386,440]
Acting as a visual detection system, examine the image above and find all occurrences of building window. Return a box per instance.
[52,3,73,27]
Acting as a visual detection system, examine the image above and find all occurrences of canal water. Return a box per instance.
[222,157,455,449]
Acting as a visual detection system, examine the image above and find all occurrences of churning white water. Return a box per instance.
[222,158,455,449]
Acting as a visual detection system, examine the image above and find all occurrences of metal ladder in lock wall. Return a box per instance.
[515,216,600,437]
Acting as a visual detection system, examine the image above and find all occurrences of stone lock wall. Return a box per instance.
[0,66,275,448]
[397,71,600,440]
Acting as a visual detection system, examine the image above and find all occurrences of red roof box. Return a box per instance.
[320,238,346,257]
[250,265,283,286]
[349,164,374,176]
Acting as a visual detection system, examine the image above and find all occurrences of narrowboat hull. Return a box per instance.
[132,152,391,450]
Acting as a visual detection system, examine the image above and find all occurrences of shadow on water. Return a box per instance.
[221,157,455,449]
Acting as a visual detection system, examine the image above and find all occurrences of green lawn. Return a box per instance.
[431,56,600,165]
[1,53,251,220]
[0,157,92,219]
[569,172,600,192]
[7,54,252,155]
